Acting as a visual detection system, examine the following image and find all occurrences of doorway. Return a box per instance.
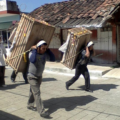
[117,25,120,63]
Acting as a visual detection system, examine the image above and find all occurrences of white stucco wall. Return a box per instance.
[49,27,61,49]
[49,28,69,49]
[62,29,68,43]
[0,0,7,11]
[0,0,19,12]
[93,28,113,51]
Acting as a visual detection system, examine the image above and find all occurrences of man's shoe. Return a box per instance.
[85,89,93,92]
[27,106,37,111]
[40,111,49,117]
[66,83,69,90]
[11,78,15,83]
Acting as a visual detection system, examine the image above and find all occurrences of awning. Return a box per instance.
[0,22,12,30]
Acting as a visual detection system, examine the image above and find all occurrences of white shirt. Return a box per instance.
[0,44,6,66]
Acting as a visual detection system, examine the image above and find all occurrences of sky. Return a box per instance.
[14,0,63,13]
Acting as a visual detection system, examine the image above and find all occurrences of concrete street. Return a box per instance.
[0,68,120,120]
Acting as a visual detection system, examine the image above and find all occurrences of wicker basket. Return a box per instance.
[61,27,92,69]
[7,14,55,72]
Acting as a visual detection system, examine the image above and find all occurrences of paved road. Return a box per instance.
[0,69,120,120]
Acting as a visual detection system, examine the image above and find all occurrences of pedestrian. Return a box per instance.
[9,38,28,84]
[66,41,95,92]
[11,70,28,84]
[0,37,7,87]
[27,40,55,117]
[11,61,29,84]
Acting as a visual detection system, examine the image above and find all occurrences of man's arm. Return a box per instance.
[85,47,90,57]
[31,45,37,50]
[29,49,37,63]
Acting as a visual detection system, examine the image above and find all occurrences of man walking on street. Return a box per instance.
[66,41,95,92]
[27,40,55,118]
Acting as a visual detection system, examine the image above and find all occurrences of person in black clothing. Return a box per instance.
[11,52,29,84]
[11,69,28,84]
[66,41,95,92]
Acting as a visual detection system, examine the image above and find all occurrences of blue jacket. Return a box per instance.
[29,49,55,63]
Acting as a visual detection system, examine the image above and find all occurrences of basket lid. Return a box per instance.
[68,27,92,37]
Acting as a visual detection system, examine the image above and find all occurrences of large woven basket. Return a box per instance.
[7,14,55,72]
[61,27,92,69]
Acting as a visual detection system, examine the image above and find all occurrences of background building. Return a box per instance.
[30,0,120,64]
[0,0,20,47]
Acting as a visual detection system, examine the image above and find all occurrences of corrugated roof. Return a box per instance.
[29,0,120,28]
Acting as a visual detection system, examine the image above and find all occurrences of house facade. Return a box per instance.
[0,0,20,46]
[30,0,120,64]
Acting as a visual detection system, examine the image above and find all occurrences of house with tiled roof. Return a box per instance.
[30,0,120,64]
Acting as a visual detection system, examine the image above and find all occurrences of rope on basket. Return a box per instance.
[6,49,31,63]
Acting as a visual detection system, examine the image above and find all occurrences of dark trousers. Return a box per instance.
[0,66,5,86]
[11,70,28,83]
[66,64,90,90]
[11,70,16,80]
[11,61,29,83]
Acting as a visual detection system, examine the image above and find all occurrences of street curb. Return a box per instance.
[45,66,111,77]
[6,65,112,78]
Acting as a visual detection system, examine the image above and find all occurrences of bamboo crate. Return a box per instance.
[61,27,92,69]
[7,14,55,73]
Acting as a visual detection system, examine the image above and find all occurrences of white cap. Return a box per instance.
[36,40,47,47]
[87,41,94,47]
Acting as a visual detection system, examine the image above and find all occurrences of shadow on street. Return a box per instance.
[0,77,57,90]
[0,83,25,90]
[44,95,97,114]
[78,84,118,91]
[0,110,24,120]
[4,76,8,78]
[42,78,57,82]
